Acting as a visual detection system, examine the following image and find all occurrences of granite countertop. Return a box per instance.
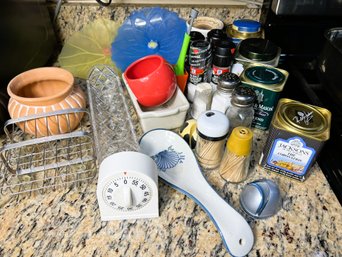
[0,4,341,257]
[0,124,341,256]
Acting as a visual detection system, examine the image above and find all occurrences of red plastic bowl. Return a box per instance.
[124,55,177,107]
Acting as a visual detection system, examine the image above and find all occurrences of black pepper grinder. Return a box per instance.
[210,40,234,90]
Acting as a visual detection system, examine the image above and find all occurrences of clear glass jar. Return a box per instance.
[195,110,229,170]
[226,86,256,134]
[211,72,240,114]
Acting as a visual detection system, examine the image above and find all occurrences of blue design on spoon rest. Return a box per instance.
[151,146,185,172]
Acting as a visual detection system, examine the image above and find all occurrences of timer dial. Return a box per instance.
[96,151,159,221]
[103,176,152,212]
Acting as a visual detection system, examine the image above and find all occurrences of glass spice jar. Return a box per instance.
[195,110,229,170]
[211,72,240,114]
[226,86,256,134]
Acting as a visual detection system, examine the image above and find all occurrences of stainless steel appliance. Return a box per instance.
[262,0,342,204]
[271,0,342,16]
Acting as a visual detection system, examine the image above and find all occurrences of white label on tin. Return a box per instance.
[267,137,316,175]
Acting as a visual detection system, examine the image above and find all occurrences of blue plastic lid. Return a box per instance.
[111,7,186,72]
[232,19,261,33]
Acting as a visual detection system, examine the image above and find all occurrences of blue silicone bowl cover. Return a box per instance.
[111,7,187,72]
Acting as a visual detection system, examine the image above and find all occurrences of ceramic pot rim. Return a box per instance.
[7,67,74,106]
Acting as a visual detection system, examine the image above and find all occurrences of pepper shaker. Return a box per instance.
[226,86,256,134]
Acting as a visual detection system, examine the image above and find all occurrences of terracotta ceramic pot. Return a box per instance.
[7,67,86,137]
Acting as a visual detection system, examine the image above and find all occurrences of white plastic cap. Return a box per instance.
[197,110,229,139]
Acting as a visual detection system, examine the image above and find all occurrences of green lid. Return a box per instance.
[245,66,285,85]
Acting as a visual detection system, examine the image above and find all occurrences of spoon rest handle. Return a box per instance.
[160,172,254,257]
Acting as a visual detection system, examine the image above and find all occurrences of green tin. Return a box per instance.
[240,64,289,130]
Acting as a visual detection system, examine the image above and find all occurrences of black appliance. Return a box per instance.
[0,0,56,130]
[261,0,342,205]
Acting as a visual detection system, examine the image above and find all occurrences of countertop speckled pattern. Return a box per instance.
[0,127,341,257]
[52,4,261,44]
[0,4,341,257]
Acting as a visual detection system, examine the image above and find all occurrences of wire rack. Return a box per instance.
[0,81,97,196]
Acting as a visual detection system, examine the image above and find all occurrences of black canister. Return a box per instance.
[211,40,233,86]
[190,31,206,42]
[189,40,212,84]
[239,38,278,62]
[207,29,227,47]
[186,31,206,71]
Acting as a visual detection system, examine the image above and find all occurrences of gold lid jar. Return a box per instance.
[259,98,331,181]
[273,98,331,141]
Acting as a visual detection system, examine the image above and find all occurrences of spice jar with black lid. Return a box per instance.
[185,31,206,71]
[207,29,228,47]
[210,40,234,90]
[187,40,212,102]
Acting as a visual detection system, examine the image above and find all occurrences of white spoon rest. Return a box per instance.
[139,129,254,257]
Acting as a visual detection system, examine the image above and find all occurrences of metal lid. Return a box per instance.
[239,38,279,61]
[273,99,331,141]
[197,110,229,139]
[281,102,327,133]
[227,25,263,41]
[232,19,261,33]
[218,72,240,92]
[245,66,285,85]
[231,86,256,107]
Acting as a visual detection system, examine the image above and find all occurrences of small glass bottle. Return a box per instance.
[211,72,240,114]
[195,110,229,170]
[226,86,256,134]
[219,126,253,183]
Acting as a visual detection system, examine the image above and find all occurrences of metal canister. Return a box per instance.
[259,98,331,181]
[240,64,289,130]
[189,40,212,84]
[227,19,263,45]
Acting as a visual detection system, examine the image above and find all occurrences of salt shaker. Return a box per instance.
[195,110,229,170]
[219,126,253,183]
[226,86,256,134]
[191,82,213,119]
[211,72,240,114]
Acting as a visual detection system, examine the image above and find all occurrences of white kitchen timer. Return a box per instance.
[97,151,159,221]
